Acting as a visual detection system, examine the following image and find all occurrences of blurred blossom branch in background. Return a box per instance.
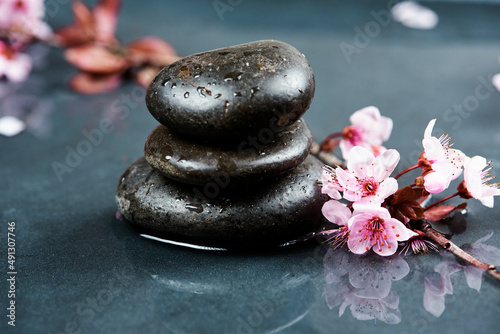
[0,0,180,136]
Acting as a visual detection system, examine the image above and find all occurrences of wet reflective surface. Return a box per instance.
[2,1,500,333]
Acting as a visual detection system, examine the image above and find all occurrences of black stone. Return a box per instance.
[116,156,328,249]
[146,40,315,142]
[144,119,312,185]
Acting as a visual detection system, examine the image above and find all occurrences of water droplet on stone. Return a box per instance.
[171,83,176,89]
[250,86,260,98]
[184,92,189,98]
[162,80,170,86]
[224,71,243,82]
[233,92,242,97]
[185,203,203,213]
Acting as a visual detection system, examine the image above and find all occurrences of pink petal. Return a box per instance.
[477,187,500,208]
[93,0,120,43]
[65,44,129,74]
[374,149,400,180]
[446,149,466,180]
[347,215,373,254]
[424,171,448,194]
[350,106,381,127]
[372,238,398,256]
[386,218,410,242]
[464,156,487,198]
[378,116,393,142]
[335,167,360,202]
[127,37,179,66]
[69,72,122,94]
[347,146,375,178]
[424,119,437,139]
[322,200,351,226]
[422,137,445,161]
[338,139,354,160]
[377,177,399,199]
[321,169,342,199]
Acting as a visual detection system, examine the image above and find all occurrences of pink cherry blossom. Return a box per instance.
[0,41,32,82]
[336,146,399,205]
[458,156,500,208]
[347,206,411,256]
[420,119,466,194]
[0,0,51,40]
[339,106,393,159]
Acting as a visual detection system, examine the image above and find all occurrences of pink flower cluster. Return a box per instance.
[320,110,500,256]
[0,0,51,82]
[321,145,413,256]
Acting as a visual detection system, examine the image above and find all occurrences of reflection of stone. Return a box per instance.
[423,232,500,317]
[121,235,320,334]
[323,247,409,324]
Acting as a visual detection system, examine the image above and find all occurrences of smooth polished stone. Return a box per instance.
[116,155,328,249]
[146,40,315,142]
[144,119,312,185]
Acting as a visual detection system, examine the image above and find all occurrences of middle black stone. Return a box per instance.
[144,119,312,185]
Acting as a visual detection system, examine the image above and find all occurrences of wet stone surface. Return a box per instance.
[144,119,313,185]
[116,156,328,249]
[146,40,315,142]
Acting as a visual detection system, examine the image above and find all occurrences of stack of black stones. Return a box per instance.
[116,40,328,249]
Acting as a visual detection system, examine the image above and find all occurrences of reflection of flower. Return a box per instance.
[457,156,500,208]
[423,232,500,317]
[339,106,393,159]
[419,119,466,194]
[0,71,52,137]
[324,248,409,324]
[0,41,32,82]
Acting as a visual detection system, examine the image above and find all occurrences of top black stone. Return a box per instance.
[146,40,315,142]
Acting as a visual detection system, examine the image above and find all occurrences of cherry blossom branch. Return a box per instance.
[416,221,500,282]
[311,142,346,168]
[319,132,343,152]
[424,191,459,211]
[394,164,420,180]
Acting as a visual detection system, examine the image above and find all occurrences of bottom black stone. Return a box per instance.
[116,156,328,249]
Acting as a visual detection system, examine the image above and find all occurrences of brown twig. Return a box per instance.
[311,142,346,168]
[416,221,500,282]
